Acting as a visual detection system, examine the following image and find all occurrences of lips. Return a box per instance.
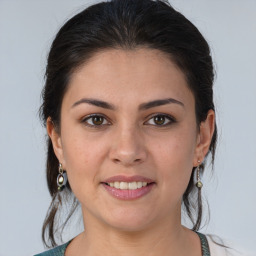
[101,175,155,200]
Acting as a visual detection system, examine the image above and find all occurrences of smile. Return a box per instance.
[101,175,155,200]
[106,181,148,190]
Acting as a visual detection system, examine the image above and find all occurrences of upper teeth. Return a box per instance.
[107,181,148,190]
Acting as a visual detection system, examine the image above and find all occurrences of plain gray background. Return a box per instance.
[0,1,255,255]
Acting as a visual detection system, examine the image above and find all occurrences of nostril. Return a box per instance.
[113,158,142,165]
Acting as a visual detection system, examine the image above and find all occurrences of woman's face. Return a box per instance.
[49,48,214,231]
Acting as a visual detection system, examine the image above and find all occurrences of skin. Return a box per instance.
[47,48,215,256]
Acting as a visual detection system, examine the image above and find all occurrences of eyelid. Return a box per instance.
[144,113,176,126]
[81,113,111,127]
[81,113,176,128]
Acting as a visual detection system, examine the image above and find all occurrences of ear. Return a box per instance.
[193,109,215,166]
[46,117,66,168]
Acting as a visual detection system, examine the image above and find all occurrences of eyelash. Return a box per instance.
[81,113,176,128]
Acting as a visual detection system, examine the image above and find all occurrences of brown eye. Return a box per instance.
[146,114,175,126]
[82,114,110,128]
[154,115,166,125]
[92,116,104,125]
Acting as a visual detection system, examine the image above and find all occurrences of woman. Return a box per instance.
[35,0,240,255]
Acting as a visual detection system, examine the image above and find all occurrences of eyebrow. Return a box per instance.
[71,97,184,110]
[72,98,116,110]
[138,98,184,110]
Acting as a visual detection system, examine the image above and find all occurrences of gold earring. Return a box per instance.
[196,160,203,189]
[57,163,67,191]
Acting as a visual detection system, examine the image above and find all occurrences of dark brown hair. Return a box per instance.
[39,0,217,247]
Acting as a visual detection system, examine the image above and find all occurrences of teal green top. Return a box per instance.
[34,232,210,256]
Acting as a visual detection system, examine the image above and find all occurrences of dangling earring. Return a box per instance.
[57,163,67,191]
[196,160,203,189]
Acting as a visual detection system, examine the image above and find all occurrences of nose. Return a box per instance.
[109,126,147,167]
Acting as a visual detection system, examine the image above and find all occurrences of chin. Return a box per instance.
[101,206,157,232]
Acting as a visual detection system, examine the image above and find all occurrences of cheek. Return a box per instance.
[154,129,196,164]
[152,127,197,192]
[60,128,107,188]
[61,123,105,163]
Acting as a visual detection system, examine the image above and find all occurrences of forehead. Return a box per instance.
[73,47,184,82]
[65,48,194,108]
